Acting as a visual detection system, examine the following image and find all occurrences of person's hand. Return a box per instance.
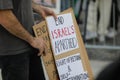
[37,5,57,19]
[30,37,47,56]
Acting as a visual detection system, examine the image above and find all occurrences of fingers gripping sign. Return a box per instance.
[30,37,47,56]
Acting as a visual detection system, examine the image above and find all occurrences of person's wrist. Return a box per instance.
[28,36,36,46]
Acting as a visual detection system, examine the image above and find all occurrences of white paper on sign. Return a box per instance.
[46,13,79,55]
[55,53,89,80]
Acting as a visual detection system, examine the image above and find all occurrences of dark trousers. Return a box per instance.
[0,50,45,80]
[29,50,45,80]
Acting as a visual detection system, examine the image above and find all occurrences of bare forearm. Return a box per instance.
[0,10,34,44]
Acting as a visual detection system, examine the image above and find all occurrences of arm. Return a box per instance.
[0,9,46,56]
[0,10,34,43]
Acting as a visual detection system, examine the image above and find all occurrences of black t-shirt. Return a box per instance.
[0,0,35,55]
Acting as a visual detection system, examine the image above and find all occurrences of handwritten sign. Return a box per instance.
[46,8,94,80]
[46,13,79,55]
[33,21,58,80]
[56,53,89,80]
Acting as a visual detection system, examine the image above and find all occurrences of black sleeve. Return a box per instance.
[0,0,13,10]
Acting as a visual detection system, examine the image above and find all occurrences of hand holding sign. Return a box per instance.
[33,21,58,80]
[30,37,47,56]
[33,8,94,80]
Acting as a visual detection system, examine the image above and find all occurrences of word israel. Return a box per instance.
[56,55,81,67]
[51,25,75,39]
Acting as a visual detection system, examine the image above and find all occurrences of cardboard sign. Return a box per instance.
[46,13,79,55]
[33,21,58,80]
[46,8,94,80]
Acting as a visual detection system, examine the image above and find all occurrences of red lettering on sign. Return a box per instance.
[51,25,75,39]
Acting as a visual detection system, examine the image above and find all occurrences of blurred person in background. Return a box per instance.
[0,0,56,80]
[86,0,113,42]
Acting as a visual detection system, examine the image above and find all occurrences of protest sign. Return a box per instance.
[33,21,58,80]
[46,8,94,80]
